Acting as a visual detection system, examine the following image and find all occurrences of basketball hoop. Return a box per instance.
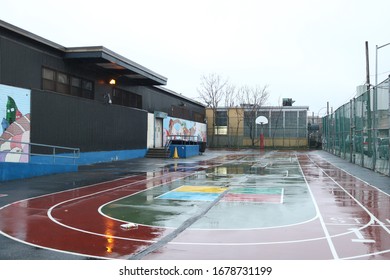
[255,116,268,150]
[255,116,268,125]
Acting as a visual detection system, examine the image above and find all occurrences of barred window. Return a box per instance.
[42,67,94,100]
[112,88,142,109]
[215,110,228,135]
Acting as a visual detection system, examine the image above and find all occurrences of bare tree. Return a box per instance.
[238,85,269,147]
[197,73,229,146]
[224,83,236,108]
[198,73,269,148]
[198,73,228,108]
[230,108,244,148]
[224,83,236,147]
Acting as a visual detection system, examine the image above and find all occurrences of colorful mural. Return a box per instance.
[163,117,206,146]
[0,84,31,163]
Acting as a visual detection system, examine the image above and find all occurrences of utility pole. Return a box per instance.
[327,102,329,115]
[365,41,370,86]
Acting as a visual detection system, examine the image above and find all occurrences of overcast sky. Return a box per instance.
[2,0,390,116]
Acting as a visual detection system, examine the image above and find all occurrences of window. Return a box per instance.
[171,105,191,120]
[43,68,55,80]
[57,72,69,84]
[215,111,228,126]
[71,77,82,97]
[56,72,70,94]
[42,67,94,100]
[215,110,228,135]
[193,112,205,123]
[111,88,142,109]
[82,80,93,99]
[42,68,55,91]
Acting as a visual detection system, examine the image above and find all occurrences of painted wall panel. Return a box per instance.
[163,116,206,146]
[0,84,31,162]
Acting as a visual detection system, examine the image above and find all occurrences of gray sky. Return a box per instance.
[2,0,390,116]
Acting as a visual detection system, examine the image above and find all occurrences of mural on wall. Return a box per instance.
[0,84,31,163]
[163,116,206,146]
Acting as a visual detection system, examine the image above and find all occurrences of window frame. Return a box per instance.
[42,67,94,100]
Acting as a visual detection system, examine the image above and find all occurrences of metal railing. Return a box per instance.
[164,138,172,152]
[167,135,201,144]
[163,135,202,154]
[0,139,80,164]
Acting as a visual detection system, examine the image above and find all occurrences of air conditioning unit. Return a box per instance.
[282,98,295,106]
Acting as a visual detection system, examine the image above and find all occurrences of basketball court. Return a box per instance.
[0,150,389,260]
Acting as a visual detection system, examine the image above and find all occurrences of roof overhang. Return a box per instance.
[64,46,167,86]
[0,20,167,86]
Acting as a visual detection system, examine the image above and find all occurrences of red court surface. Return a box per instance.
[0,150,389,260]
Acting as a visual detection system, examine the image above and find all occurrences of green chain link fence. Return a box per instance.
[322,78,390,176]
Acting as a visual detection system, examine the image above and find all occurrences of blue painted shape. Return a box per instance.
[169,145,199,158]
[0,149,148,181]
[229,187,283,195]
[30,155,78,165]
[158,191,220,201]
[31,149,147,165]
[0,162,77,182]
[76,149,147,165]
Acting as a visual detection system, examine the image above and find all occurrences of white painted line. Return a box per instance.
[386,219,390,224]
[312,155,390,198]
[341,248,390,260]
[349,228,364,239]
[47,172,196,242]
[0,173,143,211]
[351,239,376,243]
[0,230,110,260]
[307,155,390,236]
[0,171,197,260]
[349,217,362,224]
[296,155,340,260]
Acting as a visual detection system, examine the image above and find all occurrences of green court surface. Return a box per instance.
[101,153,317,229]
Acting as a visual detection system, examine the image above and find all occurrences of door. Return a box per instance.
[155,118,163,148]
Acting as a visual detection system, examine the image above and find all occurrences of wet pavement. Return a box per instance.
[0,149,389,260]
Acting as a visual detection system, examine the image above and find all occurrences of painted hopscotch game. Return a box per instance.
[102,153,315,229]
[157,185,283,203]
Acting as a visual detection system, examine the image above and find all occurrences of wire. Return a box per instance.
[343,80,366,104]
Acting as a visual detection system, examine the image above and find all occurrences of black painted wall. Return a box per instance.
[31,89,147,153]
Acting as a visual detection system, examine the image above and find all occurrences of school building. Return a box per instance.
[0,20,206,180]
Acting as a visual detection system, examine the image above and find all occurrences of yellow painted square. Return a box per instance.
[176,185,227,194]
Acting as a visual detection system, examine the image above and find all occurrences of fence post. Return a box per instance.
[372,86,377,170]
[349,99,354,163]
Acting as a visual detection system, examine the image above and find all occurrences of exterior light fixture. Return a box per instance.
[109,79,116,85]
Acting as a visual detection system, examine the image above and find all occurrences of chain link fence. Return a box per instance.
[207,107,308,149]
[322,78,390,176]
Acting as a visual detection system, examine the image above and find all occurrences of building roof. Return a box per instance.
[154,85,205,107]
[0,20,167,86]
[64,46,167,86]
[212,105,309,110]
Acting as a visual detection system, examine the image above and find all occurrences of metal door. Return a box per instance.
[155,118,163,148]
